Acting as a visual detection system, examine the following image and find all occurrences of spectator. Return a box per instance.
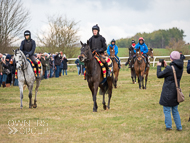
[60,57,63,76]
[180,51,185,60]
[62,54,68,76]
[40,54,46,79]
[187,60,190,74]
[49,55,54,78]
[44,53,50,79]
[157,51,183,131]
[75,56,80,76]
[2,55,11,88]
[54,52,62,78]
[0,53,3,87]
[79,60,85,75]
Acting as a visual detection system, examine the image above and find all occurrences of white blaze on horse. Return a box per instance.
[13,49,43,109]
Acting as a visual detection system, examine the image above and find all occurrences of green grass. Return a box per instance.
[0,68,190,143]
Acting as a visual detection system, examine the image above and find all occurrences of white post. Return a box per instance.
[153,57,156,67]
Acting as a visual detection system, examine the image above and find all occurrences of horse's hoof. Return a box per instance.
[20,107,23,109]
[188,118,190,122]
[29,105,32,108]
[33,104,37,108]
[93,108,97,112]
[103,105,106,110]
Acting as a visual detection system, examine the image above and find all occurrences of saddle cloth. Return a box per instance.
[27,58,41,77]
[84,55,112,83]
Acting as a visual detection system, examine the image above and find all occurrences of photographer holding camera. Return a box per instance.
[157,51,183,131]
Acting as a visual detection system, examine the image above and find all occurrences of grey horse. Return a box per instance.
[13,49,43,109]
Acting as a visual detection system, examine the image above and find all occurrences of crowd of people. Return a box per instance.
[0,51,69,88]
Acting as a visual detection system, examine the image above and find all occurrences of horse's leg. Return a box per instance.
[28,84,33,108]
[145,69,149,89]
[141,72,145,89]
[138,74,141,89]
[92,82,99,112]
[131,69,134,84]
[114,71,118,88]
[33,79,41,108]
[102,92,106,110]
[107,78,113,109]
[19,83,24,109]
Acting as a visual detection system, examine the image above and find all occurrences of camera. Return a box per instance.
[159,59,165,67]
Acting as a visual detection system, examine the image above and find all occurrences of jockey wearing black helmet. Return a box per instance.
[88,24,111,76]
[20,30,39,78]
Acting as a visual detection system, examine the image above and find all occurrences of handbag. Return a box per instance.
[171,66,185,103]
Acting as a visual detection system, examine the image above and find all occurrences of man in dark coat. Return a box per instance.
[157,51,183,131]
[187,60,190,74]
[87,24,110,79]
[54,52,62,78]
[62,54,68,75]
[125,40,136,67]
[20,30,39,78]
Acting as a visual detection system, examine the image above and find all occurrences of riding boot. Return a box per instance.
[36,65,40,79]
[118,60,121,69]
[104,62,111,77]
[125,61,129,66]
[2,82,6,88]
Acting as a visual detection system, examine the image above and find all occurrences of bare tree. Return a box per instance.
[36,15,80,58]
[0,0,30,53]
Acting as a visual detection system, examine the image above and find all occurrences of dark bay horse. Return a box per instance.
[129,48,136,84]
[109,46,119,88]
[134,49,146,89]
[79,41,113,112]
[143,48,154,89]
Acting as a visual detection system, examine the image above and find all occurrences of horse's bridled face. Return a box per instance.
[80,45,88,62]
[15,53,22,69]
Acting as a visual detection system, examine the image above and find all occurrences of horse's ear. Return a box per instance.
[80,41,83,46]
[12,49,15,52]
[150,48,153,51]
[87,40,89,46]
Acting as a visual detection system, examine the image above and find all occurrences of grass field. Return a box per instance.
[0,67,190,143]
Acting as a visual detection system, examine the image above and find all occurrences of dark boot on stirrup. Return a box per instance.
[36,66,40,79]
[105,62,111,77]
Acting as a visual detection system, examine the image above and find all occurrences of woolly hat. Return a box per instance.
[170,51,180,61]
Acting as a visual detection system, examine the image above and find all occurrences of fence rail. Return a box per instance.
[67,55,190,67]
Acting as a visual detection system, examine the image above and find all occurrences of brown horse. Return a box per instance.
[109,46,119,88]
[134,49,146,89]
[79,41,113,112]
[143,48,154,89]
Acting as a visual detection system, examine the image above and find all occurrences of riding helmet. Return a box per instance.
[24,30,31,39]
[111,39,116,45]
[92,24,100,32]
[131,40,136,44]
[139,37,144,41]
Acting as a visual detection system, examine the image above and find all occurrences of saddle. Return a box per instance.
[84,52,112,84]
[27,58,42,77]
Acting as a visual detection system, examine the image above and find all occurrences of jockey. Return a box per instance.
[133,37,149,67]
[20,30,39,78]
[88,24,111,76]
[125,39,136,67]
[107,39,121,68]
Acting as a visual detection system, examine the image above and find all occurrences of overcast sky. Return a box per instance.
[22,0,190,45]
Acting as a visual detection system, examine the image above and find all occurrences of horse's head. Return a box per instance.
[109,46,115,58]
[136,48,143,64]
[79,40,91,62]
[147,48,154,58]
[13,49,26,70]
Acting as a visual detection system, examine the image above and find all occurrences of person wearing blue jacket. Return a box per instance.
[107,39,121,68]
[132,37,149,68]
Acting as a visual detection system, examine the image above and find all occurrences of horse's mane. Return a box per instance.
[15,49,27,63]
